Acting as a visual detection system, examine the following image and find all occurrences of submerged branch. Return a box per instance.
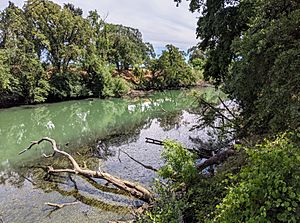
[119,149,158,172]
[46,201,79,209]
[20,137,153,203]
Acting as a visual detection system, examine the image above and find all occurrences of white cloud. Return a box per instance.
[0,0,199,52]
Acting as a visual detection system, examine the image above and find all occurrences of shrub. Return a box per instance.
[212,132,300,223]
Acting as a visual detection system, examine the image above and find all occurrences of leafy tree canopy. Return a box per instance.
[176,0,300,134]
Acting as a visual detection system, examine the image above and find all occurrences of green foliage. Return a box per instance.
[0,47,50,105]
[140,180,191,223]
[143,133,300,223]
[226,0,300,134]
[150,45,196,89]
[0,0,153,107]
[110,77,129,97]
[175,0,253,84]
[211,132,300,223]
[0,49,14,93]
[159,140,197,186]
[140,141,197,222]
[141,140,233,223]
[177,0,300,135]
[101,72,129,98]
[24,0,91,73]
[19,56,50,103]
[86,61,129,98]
[188,46,205,80]
[105,24,155,70]
[49,69,88,100]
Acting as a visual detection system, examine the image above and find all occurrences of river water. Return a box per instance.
[0,88,214,223]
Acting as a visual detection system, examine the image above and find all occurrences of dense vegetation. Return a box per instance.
[141,132,300,223]
[175,0,300,135]
[0,0,200,108]
[1,0,299,222]
[141,0,300,222]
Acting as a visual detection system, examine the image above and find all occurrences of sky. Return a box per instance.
[0,0,199,54]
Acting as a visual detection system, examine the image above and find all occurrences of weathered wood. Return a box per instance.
[20,137,153,203]
[119,149,158,172]
[46,201,79,209]
[196,148,235,171]
[145,137,163,145]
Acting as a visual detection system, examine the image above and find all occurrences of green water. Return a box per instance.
[0,90,195,169]
[0,88,215,223]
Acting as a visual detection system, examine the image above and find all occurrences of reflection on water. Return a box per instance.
[0,90,195,169]
[0,88,214,223]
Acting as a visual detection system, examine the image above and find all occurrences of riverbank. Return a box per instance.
[0,78,210,109]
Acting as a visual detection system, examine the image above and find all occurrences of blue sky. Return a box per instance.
[0,0,199,54]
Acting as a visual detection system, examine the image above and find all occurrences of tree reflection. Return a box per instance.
[0,89,199,219]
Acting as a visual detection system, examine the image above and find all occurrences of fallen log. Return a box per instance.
[196,148,235,171]
[19,137,153,203]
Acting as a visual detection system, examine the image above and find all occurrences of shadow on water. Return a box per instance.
[0,88,215,222]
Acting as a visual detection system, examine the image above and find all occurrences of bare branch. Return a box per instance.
[145,137,163,146]
[119,149,158,172]
[20,137,153,203]
[218,96,237,119]
[46,201,79,209]
[199,98,234,124]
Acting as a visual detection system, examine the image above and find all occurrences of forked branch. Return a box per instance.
[20,137,153,203]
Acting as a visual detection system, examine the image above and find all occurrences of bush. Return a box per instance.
[159,140,198,187]
[49,70,88,100]
[140,141,229,223]
[141,133,300,223]
[111,77,129,97]
[212,132,300,223]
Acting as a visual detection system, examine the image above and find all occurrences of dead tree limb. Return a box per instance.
[199,98,235,124]
[46,201,79,209]
[119,149,158,172]
[145,137,163,145]
[196,148,236,171]
[218,96,237,119]
[145,137,209,158]
[20,137,153,203]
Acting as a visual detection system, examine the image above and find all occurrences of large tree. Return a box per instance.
[151,44,195,88]
[174,0,253,84]
[105,24,155,70]
[227,0,300,133]
[24,0,91,73]
[0,2,50,105]
[176,0,300,134]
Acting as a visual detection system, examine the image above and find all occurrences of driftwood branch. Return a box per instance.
[46,201,79,209]
[20,137,153,203]
[119,149,158,172]
[196,148,236,171]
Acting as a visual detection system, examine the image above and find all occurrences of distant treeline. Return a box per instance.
[0,0,203,107]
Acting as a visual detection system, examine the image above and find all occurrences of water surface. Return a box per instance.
[0,88,213,222]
